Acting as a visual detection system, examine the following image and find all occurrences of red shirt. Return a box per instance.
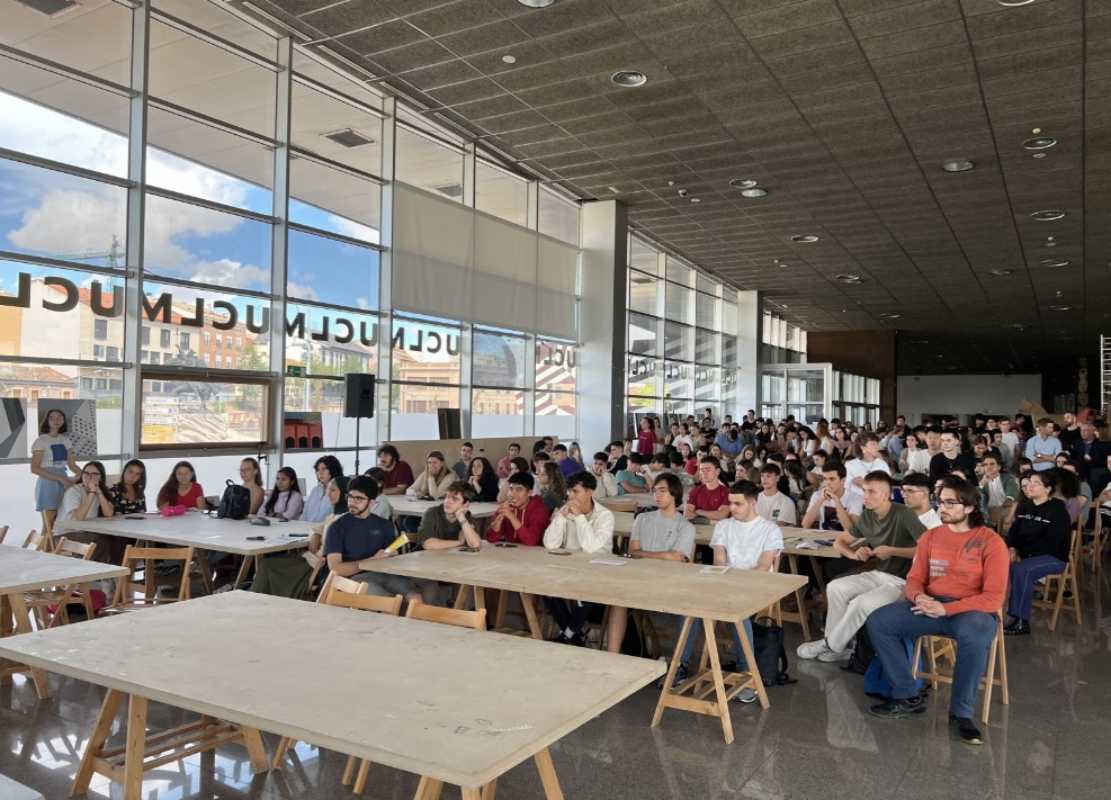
[487,495,551,546]
[684,457,698,476]
[171,483,204,509]
[688,482,728,512]
[381,460,414,490]
[637,429,657,455]
[903,525,1008,616]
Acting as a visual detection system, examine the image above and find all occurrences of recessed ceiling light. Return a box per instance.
[834,273,863,284]
[996,0,1038,6]
[1040,258,1071,268]
[773,259,788,269]
[989,268,1014,277]
[941,159,975,172]
[517,0,559,7]
[611,69,647,87]
[879,312,901,320]
[607,185,619,194]
[791,234,820,244]
[1030,209,1065,221]
[729,178,758,189]
[689,197,701,204]
[740,188,768,198]
[501,54,517,64]
[1047,304,1072,312]
[1044,236,1058,247]
[1023,136,1057,151]
[324,128,375,148]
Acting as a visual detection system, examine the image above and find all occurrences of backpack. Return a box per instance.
[842,623,876,676]
[217,480,251,520]
[619,610,661,659]
[751,616,796,686]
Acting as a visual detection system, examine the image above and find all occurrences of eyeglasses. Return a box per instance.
[347,493,368,503]
[938,499,965,507]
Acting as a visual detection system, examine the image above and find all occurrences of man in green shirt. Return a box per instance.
[416,482,483,550]
[797,470,925,663]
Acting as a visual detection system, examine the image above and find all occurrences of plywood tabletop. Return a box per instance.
[0,546,127,594]
[53,514,314,556]
[390,498,498,519]
[360,545,806,622]
[0,591,663,788]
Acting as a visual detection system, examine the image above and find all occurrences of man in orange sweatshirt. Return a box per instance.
[865,477,1008,746]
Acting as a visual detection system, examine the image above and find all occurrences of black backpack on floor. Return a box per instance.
[752,616,796,686]
[217,480,251,520]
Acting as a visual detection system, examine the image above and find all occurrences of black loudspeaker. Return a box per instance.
[437,408,461,439]
[344,373,375,418]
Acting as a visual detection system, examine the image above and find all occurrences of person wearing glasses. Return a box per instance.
[900,472,942,530]
[59,461,115,522]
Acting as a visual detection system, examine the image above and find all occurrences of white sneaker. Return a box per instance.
[797,639,834,660]
[818,647,852,663]
[735,687,758,704]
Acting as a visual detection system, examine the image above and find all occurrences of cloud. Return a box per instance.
[328,215,380,244]
[7,187,126,255]
[287,281,318,301]
[190,259,269,292]
[0,92,128,178]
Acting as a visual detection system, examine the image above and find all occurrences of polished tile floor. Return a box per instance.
[2,582,1109,800]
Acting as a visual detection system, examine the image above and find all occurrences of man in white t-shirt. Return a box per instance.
[756,463,797,526]
[802,462,863,532]
[845,433,891,494]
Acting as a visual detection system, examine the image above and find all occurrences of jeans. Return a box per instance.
[867,600,996,718]
[680,617,754,670]
[1008,555,1067,621]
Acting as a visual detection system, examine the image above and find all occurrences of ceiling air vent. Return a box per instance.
[16,0,79,16]
[323,128,375,148]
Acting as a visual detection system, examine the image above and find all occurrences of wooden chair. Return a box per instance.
[0,524,9,543]
[1084,505,1109,575]
[22,537,99,628]
[20,529,51,552]
[1032,524,1083,631]
[912,610,1009,724]
[272,574,403,795]
[406,597,486,631]
[108,545,195,611]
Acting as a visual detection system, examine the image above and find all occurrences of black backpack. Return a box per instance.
[751,616,796,686]
[217,480,251,520]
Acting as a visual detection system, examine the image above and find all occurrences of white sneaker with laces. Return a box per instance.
[797,639,834,660]
[736,687,758,704]
[817,647,852,663]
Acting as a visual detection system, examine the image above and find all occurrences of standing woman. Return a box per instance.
[239,457,265,515]
[31,408,81,534]
[303,455,343,523]
[262,466,304,521]
[636,417,658,457]
[467,456,500,502]
[156,461,206,511]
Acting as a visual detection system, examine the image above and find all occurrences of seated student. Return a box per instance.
[607,440,629,475]
[1003,469,1072,635]
[327,475,420,600]
[797,471,926,663]
[615,452,650,495]
[536,461,567,512]
[867,477,1007,745]
[59,461,115,522]
[802,461,863,532]
[1054,464,1087,525]
[678,441,699,476]
[466,456,501,502]
[845,433,891,494]
[262,467,304,521]
[303,455,344,524]
[978,452,1020,530]
[452,442,474,480]
[683,456,730,524]
[488,471,551,546]
[589,451,619,499]
[646,452,671,485]
[415,481,483,551]
[376,444,414,495]
[806,449,829,489]
[552,443,584,479]
[756,463,797,526]
[407,450,456,500]
[156,461,207,511]
[496,442,521,479]
[900,472,942,529]
[669,450,696,489]
[543,471,615,644]
[363,468,394,520]
[239,457,266,516]
[605,473,695,654]
[673,480,782,702]
[107,459,147,521]
[497,456,532,503]
[254,477,347,598]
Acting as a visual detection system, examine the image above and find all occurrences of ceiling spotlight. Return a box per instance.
[1045,236,1058,247]
[607,185,619,194]
[879,312,902,320]
[773,259,788,269]
[1023,136,1057,151]
[689,197,701,204]
[835,273,863,284]
[741,188,768,198]
[729,178,759,189]
[501,54,517,64]
[1047,304,1073,312]
[791,234,820,244]
[667,180,676,187]
[611,69,647,87]
[517,0,559,7]
[941,159,975,173]
[677,188,688,198]
[996,0,1038,6]
[1030,209,1065,221]
[989,268,1014,277]
[1032,152,1047,159]
[1040,258,1071,268]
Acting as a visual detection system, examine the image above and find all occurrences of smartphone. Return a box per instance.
[246,535,266,541]
[848,537,868,550]
[495,542,517,548]
[548,548,572,556]
[458,545,480,553]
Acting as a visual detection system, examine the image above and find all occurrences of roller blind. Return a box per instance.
[535,236,579,339]
[392,183,473,321]
[472,213,537,332]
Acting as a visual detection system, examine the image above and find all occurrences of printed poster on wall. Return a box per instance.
[0,398,28,459]
[37,399,98,459]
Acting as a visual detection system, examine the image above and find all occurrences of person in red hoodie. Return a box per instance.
[866,477,1008,746]
[487,471,551,546]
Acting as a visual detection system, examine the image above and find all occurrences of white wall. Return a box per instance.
[897,374,1042,425]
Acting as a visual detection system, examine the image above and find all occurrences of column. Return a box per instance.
[737,289,762,416]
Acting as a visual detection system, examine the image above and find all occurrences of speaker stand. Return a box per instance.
[354,416,361,476]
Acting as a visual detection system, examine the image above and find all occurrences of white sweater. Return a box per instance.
[543,502,614,555]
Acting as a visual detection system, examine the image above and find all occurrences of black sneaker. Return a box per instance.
[567,631,588,647]
[951,715,983,745]
[869,697,926,719]
[549,632,569,644]
[1003,619,1030,636]
[671,663,689,687]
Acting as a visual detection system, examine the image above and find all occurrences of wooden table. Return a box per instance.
[0,546,127,700]
[390,498,499,519]
[54,513,314,589]
[0,591,663,800]
[358,545,806,743]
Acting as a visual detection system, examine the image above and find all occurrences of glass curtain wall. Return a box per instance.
[831,372,881,427]
[761,311,807,364]
[0,0,580,535]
